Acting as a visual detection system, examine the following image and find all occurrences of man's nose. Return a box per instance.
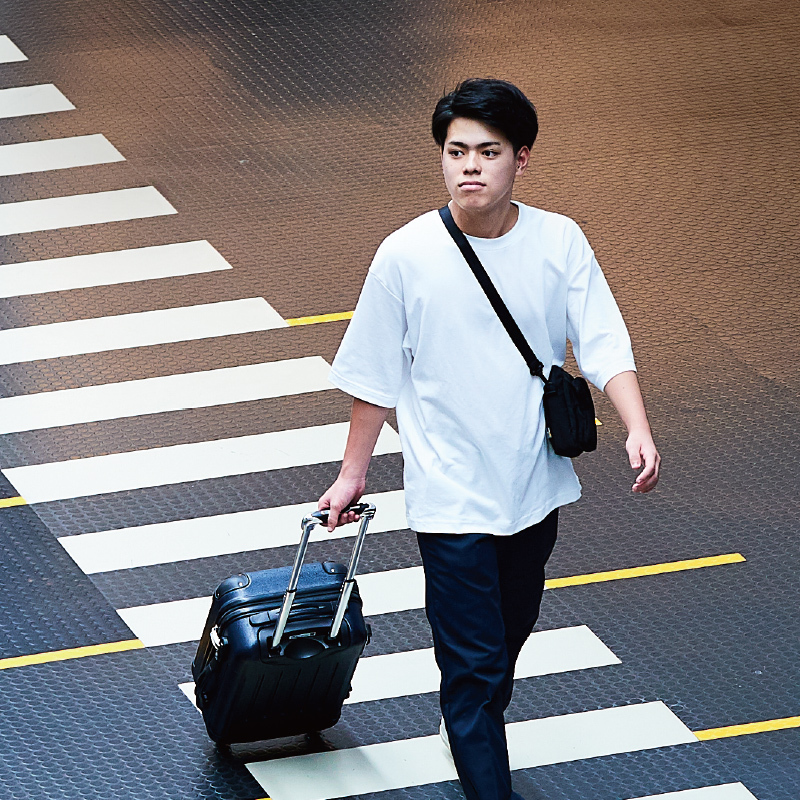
[463,151,481,172]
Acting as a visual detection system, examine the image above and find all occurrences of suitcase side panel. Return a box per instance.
[196,597,368,744]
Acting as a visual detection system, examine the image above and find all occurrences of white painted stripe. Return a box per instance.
[0,84,74,118]
[246,702,698,800]
[0,357,334,436]
[344,626,620,705]
[0,36,28,63]
[0,186,175,236]
[0,240,232,299]
[60,489,406,574]
[3,422,401,503]
[0,297,285,367]
[178,625,620,709]
[118,596,212,648]
[628,785,758,800]
[358,566,425,617]
[117,564,422,648]
[0,134,125,177]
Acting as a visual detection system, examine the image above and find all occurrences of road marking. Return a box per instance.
[0,36,28,63]
[0,84,74,118]
[0,496,26,509]
[286,311,354,326]
[179,624,619,710]
[179,625,619,710]
[0,134,125,177]
[118,596,214,648]
[0,639,143,670]
[0,357,334,435]
[627,784,757,799]
[3,422,401,504]
[59,490,406,574]
[545,553,746,588]
[0,240,232,299]
[246,702,697,800]
[0,186,176,237]
[695,716,800,740]
[0,297,285,367]
[118,565,422,648]
[114,552,744,649]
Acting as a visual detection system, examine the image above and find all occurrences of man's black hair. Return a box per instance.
[431,78,538,155]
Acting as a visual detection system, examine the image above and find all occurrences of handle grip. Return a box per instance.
[311,502,370,526]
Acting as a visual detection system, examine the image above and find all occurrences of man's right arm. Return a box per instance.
[318,398,390,531]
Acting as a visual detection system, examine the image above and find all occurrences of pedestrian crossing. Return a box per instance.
[117,564,424,647]
[178,625,621,708]
[0,357,334,435]
[59,489,406,573]
[0,134,125,176]
[0,297,284,367]
[0,83,74,118]
[630,788,757,800]
[246,703,698,800]
[4,422,401,502]
[0,241,232,299]
[0,186,177,236]
[0,35,27,63]
[0,35,767,800]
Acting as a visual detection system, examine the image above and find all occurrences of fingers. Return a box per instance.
[632,449,660,493]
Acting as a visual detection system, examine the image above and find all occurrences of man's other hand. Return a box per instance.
[627,430,660,493]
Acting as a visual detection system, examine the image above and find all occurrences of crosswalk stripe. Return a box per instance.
[116,565,422,647]
[0,297,285,367]
[113,549,745,649]
[246,701,698,800]
[627,785,758,800]
[0,84,74,118]
[177,625,620,710]
[0,357,334,436]
[2,422,401,504]
[0,134,125,177]
[0,36,28,63]
[0,186,176,236]
[0,240,232,299]
[59,489,406,574]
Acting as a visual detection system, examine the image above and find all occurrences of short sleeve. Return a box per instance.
[328,271,411,408]
[564,222,637,391]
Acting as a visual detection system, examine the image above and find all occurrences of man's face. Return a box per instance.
[441,117,528,216]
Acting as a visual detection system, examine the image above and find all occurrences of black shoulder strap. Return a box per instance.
[438,205,546,382]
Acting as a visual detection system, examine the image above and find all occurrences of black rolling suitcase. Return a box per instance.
[191,503,376,745]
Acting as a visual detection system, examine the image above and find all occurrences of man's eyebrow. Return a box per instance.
[446,139,503,148]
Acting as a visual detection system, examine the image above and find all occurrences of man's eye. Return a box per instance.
[448,149,463,157]
[484,149,499,157]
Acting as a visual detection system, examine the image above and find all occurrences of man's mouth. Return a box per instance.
[459,181,485,188]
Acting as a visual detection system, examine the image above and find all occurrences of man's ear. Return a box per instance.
[515,146,531,175]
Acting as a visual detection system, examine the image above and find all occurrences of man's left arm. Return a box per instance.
[603,370,661,493]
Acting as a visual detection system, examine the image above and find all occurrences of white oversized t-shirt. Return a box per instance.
[330,202,636,534]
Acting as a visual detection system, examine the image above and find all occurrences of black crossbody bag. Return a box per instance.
[439,205,597,458]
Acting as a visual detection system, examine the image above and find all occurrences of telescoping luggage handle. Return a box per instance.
[272,502,376,649]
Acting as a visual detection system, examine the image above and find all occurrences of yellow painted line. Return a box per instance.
[0,496,27,508]
[546,552,745,589]
[695,715,800,740]
[0,555,743,671]
[0,639,144,670]
[285,310,354,326]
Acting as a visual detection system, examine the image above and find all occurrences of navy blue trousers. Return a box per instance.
[416,510,558,800]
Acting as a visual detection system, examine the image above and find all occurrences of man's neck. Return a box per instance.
[449,201,519,239]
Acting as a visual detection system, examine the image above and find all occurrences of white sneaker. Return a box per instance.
[439,717,452,756]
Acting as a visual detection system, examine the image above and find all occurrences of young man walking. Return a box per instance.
[318,79,660,800]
